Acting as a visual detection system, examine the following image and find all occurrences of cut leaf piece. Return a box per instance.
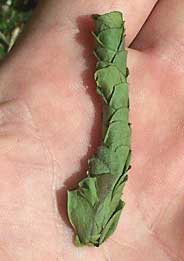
[67,11,131,247]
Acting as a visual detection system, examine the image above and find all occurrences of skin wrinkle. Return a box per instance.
[1,100,30,123]
[0,204,54,220]
[4,141,51,174]
[151,188,184,261]
[0,136,19,156]
[153,230,182,261]
[150,186,184,231]
[0,219,54,228]
[0,246,13,261]
[101,245,111,261]
[0,99,41,146]
[31,130,60,261]
[51,159,65,191]
[131,202,165,250]
[110,238,139,251]
[153,233,184,261]
[136,195,184,261]
[124,187,181,261]
[5,159,49,170]
[48,149,64,261]
[20,99,43,134]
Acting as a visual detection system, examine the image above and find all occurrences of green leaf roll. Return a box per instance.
[67,11,131,247]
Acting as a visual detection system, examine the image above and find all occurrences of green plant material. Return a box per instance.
[0,0,36,59]
[67,11,131,247]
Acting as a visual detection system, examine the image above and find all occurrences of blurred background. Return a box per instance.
[0,0,37,60]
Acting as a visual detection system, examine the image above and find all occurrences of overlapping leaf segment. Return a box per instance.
[67,11,131,247]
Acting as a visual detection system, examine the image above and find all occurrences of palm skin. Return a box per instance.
[0,0,184,260]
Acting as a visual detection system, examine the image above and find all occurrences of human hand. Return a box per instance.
[0,0,183,260]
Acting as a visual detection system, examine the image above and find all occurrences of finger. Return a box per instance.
[34,0,158,46]
[7,0,158,59]
[132,0,184,59]
[0,0,158,101]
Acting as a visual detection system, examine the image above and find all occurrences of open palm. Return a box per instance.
[0,0,183,260]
